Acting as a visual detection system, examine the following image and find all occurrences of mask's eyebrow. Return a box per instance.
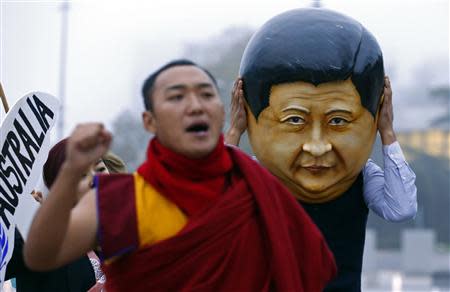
[281,105,310,114]
[325,108,353,115]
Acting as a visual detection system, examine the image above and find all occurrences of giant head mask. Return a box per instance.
[239,8,385,203]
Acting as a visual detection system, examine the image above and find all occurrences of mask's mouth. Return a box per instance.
[301,164,333,174]
[302,164,332,169]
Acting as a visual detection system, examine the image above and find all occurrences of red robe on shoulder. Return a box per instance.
[96,144,336,291]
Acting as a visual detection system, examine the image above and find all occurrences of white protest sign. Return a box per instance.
[0,92,59,285]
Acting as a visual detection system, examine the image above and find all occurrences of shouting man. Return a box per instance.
[24,60,336,291]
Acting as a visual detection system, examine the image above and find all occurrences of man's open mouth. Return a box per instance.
[186,122,209,133]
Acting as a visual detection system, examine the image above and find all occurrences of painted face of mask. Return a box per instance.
[247,79,378,203]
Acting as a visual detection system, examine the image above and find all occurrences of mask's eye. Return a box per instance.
[329,117,349,126]
[281,115,305,125]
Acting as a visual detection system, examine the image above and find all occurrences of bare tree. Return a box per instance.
[429,85,450,128]
[110,110,151,171]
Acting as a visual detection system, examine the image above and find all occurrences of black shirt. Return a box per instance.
[301,174,367,292]
[5,229,96,292]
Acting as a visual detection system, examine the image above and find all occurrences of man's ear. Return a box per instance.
[142,111,156,134]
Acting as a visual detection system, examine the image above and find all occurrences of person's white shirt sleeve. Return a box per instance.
[363,141,418,222]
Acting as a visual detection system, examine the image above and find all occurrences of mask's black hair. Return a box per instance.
[240,8,384,119]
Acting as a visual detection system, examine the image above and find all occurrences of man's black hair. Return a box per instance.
[239,8,385,119]
[141,59,218,111]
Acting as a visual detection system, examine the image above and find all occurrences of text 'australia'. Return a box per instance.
[0,95,54,228]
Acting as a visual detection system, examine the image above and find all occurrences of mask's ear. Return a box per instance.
[244,100,258,125]
[142,111,156,134]
[375,93,385,125]
[379,93,385,107]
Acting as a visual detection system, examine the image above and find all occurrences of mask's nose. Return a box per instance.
[302,123,332,156]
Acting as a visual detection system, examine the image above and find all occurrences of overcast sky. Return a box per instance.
[1,0,449,137]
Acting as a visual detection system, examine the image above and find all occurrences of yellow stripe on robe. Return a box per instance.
[133,173,188,247]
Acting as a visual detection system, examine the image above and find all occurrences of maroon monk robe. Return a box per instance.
[101,145,336,291]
